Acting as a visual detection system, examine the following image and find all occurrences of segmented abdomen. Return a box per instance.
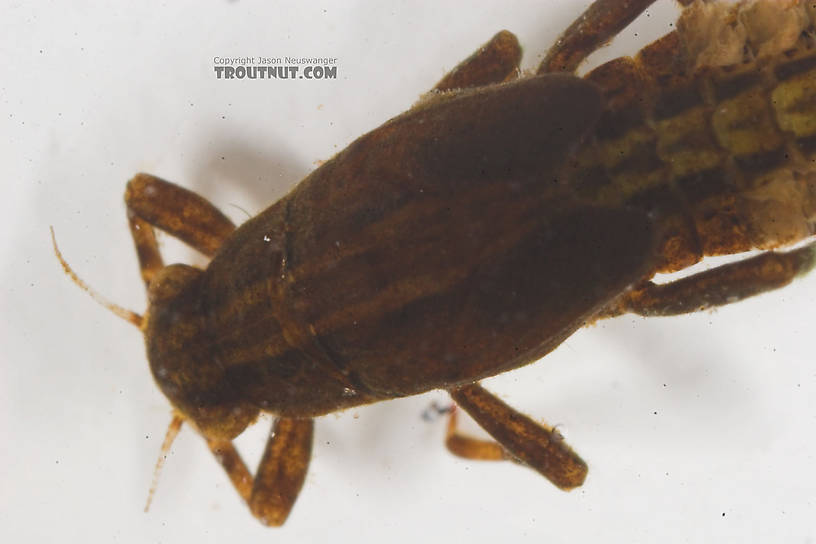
[567,0,816,272]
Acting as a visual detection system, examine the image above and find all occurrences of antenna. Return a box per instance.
[50,226,143,328]
[144,414,184,512]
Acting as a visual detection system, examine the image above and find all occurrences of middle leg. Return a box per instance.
[447,383,587,490]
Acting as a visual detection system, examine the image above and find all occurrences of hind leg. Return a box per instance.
[600,243,816,318]
[540,0,696,74]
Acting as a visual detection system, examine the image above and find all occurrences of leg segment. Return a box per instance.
[601,242,816,318]
[539,0,660,74]
[539,0,696,74]
[433,30,521,92]
[448,383,587,490]
[437,0,696,86]
[125,173,236,287]
[206,417,314,527]
[127,212,164,288]
[445,404,512,462]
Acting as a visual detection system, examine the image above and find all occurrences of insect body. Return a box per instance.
[57,0,816,527]
[566,0,816,281]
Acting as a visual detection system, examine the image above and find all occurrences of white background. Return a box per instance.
[3,0,815,542]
